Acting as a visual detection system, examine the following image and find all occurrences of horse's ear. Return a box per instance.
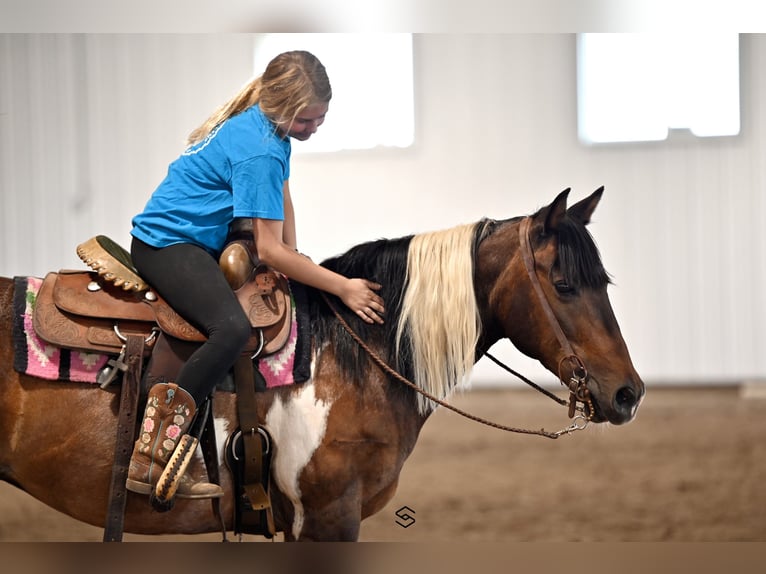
[568,186,604,225]
[541,188,570,233]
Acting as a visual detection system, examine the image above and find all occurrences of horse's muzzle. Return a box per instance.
[587,377,644,425]
[610,382,644,424]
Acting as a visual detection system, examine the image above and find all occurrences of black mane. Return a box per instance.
[313,235,416,387]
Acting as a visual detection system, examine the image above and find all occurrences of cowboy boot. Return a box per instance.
[126,382,223,499]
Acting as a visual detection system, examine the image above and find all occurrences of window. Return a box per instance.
[253,33,414,153]
[577,34,740,144]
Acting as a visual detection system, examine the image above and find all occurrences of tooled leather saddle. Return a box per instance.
[32,235,292,363]
[43,234,284,541]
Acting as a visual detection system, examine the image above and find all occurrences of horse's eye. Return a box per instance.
[554,280,576,295]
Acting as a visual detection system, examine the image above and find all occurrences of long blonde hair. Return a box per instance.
[395,223,482,414]
[187,50,332,145]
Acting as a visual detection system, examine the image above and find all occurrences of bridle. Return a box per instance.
[506,217,595,422]
[322,216,594,439]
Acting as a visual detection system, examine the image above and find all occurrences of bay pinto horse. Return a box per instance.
[0,188,643,541]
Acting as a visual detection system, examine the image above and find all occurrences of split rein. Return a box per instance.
[320,217,594,440]
[323,297,583,439]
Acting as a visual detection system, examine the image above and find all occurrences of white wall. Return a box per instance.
[1,34,764,386]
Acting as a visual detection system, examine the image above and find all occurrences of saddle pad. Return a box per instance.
[258,300,298,388]
[12,276,109,383]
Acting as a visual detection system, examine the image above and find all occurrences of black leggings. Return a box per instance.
[131,237,251,405]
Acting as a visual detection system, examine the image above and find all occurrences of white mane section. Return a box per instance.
[395,223,481,414]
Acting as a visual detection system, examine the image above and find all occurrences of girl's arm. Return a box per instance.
[251,216,385,324]
[281,180,298,250]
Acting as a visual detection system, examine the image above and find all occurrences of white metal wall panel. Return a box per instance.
[0,34,255,276]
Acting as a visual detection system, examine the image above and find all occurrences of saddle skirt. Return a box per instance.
[32,238,293,358]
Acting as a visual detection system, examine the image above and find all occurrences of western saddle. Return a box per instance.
[33,235,292,363]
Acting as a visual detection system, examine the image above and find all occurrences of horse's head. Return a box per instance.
[477,188,644,425]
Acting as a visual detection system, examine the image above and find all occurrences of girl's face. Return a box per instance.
[283,102,329,141]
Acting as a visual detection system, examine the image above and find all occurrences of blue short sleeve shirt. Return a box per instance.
[131,105,291,256]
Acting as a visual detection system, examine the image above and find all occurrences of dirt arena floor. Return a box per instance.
[1,386,765,543]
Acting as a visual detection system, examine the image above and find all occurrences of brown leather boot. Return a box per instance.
[126,382,223,499]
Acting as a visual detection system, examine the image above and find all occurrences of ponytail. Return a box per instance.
[186,50,331,146]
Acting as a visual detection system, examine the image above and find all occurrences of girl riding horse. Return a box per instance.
[127,50,384,499]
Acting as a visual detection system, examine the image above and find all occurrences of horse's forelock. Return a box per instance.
[556,216,611,289]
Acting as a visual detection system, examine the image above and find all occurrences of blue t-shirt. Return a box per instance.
[131,105,291,256]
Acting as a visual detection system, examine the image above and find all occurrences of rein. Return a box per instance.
[319,217,595,439]
[322,292,582,439]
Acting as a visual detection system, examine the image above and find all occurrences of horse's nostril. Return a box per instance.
[615,386,637,412]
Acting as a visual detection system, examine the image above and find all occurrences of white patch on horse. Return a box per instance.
[9,391,25,452]
[212,416,231,468]
[265,381,332,540]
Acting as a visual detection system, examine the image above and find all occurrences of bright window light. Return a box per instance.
[577,34,740,144]
[253,33,414,153]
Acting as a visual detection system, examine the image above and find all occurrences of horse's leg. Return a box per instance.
[285,426,406,541]
[270,360,419,542]
[264,392,365,541]
[293,482,363,541]
[286,448,399,541]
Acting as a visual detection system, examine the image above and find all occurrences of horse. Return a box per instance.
[0,187,644,541]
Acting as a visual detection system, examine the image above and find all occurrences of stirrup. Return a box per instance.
[76,235,148,292]
[152,434,224,512]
